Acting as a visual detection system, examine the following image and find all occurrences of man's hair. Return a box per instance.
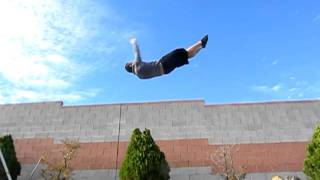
[125,63,133,73]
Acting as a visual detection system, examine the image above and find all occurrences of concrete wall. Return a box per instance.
[18,165,307,180]
[1,99,319,144]
[13,138,307,172]
[1,99,319,179]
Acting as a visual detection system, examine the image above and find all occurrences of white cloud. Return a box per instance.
[272,60,278,65]
[271,84,281,91]
[251,79,320,99]
[313,14,320,22]
[0,86,101,104]
[289,88,296,92]
[251,84,282,93]
[289,76,295,80]
[0,0,135,104]
[251,85,268,92]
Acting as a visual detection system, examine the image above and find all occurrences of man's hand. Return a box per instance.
[130,38,137,45]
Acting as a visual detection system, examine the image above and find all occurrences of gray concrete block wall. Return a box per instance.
[17,164,307,180]
[0,100,320,144]
[204,101,320,144]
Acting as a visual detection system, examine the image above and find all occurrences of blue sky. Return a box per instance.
[0,0,319,105]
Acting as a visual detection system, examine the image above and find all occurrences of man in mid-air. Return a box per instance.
[125,35,208,79]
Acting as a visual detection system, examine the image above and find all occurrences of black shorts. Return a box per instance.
[159,48,189,74]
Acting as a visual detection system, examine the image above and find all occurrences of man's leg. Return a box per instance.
[186,41,202,59]
[186,35,208,59]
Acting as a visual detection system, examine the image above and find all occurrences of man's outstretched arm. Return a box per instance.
[130,38,142,63]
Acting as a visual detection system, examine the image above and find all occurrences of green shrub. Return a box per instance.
[0,135,21,180]
[304,124,320,179]
[120,128,170,180]
[0,159,6,179]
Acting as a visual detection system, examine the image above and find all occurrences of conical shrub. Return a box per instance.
[120,128,170,180]
[0,135,21,180]
[304,124,320,179]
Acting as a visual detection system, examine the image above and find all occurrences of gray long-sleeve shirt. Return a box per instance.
[132,60,163,79]
[130,39,163,79]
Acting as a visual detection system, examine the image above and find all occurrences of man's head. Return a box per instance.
[125,62,133,73]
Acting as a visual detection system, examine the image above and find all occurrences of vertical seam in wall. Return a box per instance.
[115,104,122,180]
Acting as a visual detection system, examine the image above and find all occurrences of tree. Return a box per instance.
[210,144,246,180]
[120,128,170,180]
[304,124,320,179]
[41,139,80,180]
[0,135,21,180]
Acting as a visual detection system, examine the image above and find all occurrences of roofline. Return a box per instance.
[64,99,205,108]
[0,101,64,106]
[206,98,320,106]
[1,98,320,107]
